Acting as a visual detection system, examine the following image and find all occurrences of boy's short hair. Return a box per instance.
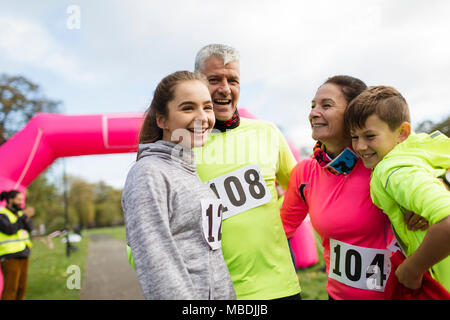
[345,85,411,131]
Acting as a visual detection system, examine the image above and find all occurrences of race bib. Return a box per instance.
[205,164,272,220]
[329,239,392,292]
[200,199,224,250]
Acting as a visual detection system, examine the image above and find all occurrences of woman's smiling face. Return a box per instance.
[309,83,349,147]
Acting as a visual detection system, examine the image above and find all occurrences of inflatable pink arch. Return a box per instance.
[0,112,143,197]
[0,111,142,296]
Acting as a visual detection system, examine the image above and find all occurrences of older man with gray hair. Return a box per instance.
[193,44,301,300]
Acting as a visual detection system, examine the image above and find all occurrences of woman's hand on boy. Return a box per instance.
[404,211,428,231]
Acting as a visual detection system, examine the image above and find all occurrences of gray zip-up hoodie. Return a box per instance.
[122,140,236,300]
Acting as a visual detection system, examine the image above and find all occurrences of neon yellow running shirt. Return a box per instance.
[194,117,301,299]
[370,131,450,291]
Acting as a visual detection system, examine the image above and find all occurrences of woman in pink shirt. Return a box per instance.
[281,76,425,300]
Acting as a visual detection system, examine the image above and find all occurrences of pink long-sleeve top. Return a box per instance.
[281,156,396,300]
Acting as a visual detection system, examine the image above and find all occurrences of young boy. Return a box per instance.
[344,85,450,293]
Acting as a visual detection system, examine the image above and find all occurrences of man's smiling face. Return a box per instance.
[200,55,240,121]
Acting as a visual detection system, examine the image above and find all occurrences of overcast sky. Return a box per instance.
[1,0,449,189]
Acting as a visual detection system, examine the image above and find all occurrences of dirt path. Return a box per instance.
[80,234,144,300]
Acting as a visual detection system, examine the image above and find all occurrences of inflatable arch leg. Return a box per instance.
[290,215,318,269]
[0,264,3,299]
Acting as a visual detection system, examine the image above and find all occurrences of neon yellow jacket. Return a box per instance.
[370,131,450,291]
[194,118,300,299]
[0,207,33,258]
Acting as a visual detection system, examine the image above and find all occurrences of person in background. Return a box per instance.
[0,190,34,300]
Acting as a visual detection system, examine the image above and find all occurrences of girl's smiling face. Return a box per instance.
[157,80,215,148]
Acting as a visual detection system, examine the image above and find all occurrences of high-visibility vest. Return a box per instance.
[0,207,32,258]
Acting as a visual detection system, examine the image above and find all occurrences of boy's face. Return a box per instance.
[350,114,409,169]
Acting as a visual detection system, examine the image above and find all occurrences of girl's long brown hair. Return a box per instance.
[137,71,207,159]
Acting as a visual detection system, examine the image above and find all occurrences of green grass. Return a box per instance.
[84,225,126,242]
[296,231,328,300]
[25,233,89,300]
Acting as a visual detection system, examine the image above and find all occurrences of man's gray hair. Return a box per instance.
[194,44,240,72]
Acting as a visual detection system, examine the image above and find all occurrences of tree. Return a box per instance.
[26,171,65,234]
[94,181,123,227]
[0,74,61,145]
[26,173,125,233]
[68,177,96,228]
[415,115,450,136]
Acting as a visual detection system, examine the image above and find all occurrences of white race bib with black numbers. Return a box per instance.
[200,199,224,250]
[205,164,272,220]
[329,239,392,292]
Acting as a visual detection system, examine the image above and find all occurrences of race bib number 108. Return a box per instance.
[329,239,392,292]
[206,164,272,220]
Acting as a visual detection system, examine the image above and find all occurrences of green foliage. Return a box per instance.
[68,177,96,228]
[26,173,65,232]
[0,74,61,145]
[416,115,450,136]
[94,181,123,227]
[26,170,124,234]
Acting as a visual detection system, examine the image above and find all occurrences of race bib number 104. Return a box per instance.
[329,239,392,292]
[206,164,272,220]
